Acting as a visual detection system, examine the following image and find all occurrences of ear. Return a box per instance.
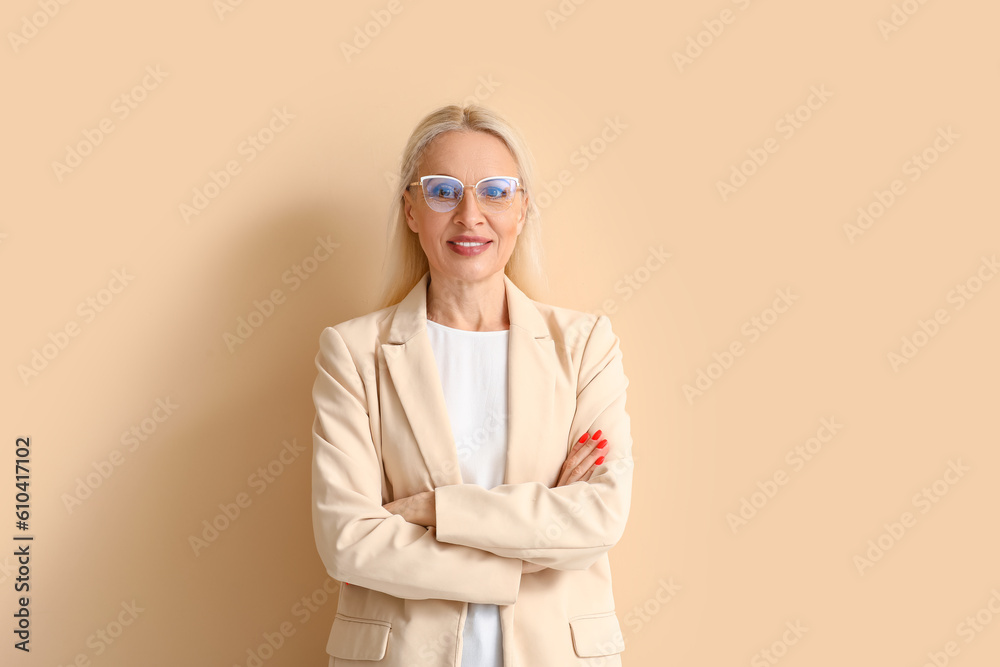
[516,190,528,236]
[403,188,418,233]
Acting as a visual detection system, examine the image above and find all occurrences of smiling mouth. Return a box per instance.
[449,241,491,247]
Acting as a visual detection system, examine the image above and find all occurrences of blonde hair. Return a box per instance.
[375,103,546,310]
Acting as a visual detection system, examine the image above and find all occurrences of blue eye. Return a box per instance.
[425,177,462,200]
[430,184,457,198]
[480,179,513,199]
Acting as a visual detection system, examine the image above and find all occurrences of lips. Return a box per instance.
[447,238,493,256]
[448,236,492,245]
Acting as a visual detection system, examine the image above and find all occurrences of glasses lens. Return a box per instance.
[422,176,463,212]
[476,178,518,212]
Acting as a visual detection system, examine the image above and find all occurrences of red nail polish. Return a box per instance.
[592,429,602,440]
[594,456,605,466]
[578,433,589,444]
[596,439,608,449]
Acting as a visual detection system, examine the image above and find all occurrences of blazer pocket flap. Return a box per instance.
[569,611,625,657]
[326,613,391,661]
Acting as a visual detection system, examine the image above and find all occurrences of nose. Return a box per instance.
[453,185,486,224]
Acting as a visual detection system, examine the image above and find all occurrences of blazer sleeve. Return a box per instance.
[434,315,634,571]
[310,325,524,604]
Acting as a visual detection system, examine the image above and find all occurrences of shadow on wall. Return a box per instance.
[48,201,372,664]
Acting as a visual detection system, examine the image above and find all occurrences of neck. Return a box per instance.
[425,271,509,332]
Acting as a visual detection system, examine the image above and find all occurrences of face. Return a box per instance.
[403,130,528,286]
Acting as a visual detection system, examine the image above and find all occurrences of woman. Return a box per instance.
[310,103,634,666]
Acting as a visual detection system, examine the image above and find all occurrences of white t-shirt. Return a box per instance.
[425,317,509,667]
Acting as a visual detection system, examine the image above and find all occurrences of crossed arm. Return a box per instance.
[311,315,633,603]
[383,423,615,571]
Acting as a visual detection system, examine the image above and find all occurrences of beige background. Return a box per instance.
[4,0,999,665]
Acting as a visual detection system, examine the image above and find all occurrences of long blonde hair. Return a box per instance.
[375,103,546,310]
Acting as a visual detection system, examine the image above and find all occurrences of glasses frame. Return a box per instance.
[407,174,524,213]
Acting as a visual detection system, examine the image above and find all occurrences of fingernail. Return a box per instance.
[592,429,602,440]
[578,433,589,444]
[594,456,605,466]
[596,439,608,449]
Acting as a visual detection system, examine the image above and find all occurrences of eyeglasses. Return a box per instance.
[407,175,523,213]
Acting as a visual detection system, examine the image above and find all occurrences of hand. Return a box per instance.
[524,429,610,575]
[383,490,436,527]
[553,429,609,488]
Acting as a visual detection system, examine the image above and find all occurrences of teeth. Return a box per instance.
[453,241,487,247]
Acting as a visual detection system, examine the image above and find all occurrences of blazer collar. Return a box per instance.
[385,270,549,343]
[381,270,557,488]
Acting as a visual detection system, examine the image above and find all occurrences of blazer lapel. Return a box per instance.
[381,270,558,491]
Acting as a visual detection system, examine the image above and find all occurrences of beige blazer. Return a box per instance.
[311,270,634,666]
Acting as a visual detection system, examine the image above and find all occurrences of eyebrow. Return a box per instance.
[421,174,513,182]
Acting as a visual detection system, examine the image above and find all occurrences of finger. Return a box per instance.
[567,437,608,477]
[569,446,603,482]
[580,439,607,464]
[559,433,608,486]
[579,440,609,472]
[569,433,603,463]
[567,441,590,465]
[559,457,586,486]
